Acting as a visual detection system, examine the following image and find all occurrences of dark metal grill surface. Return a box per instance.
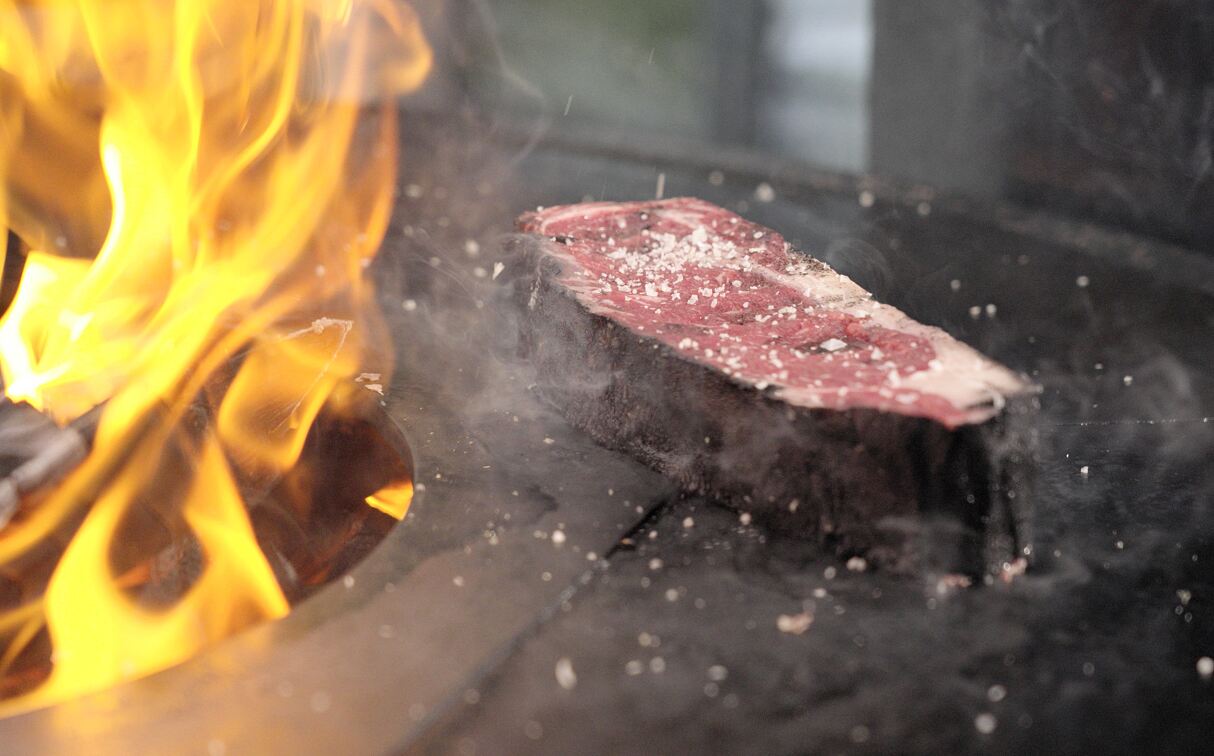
[0,115,1210,754]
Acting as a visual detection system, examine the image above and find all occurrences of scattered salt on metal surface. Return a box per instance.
[987,684,1007,702]
[950,279,961,291]
[543,437,556,445]
[551,530,566,546]
[739,512,752,526]
[1076,275,1090,288]
[464,239,480,257]
[342,575,355,589]
[846,557,868,572]
[754,182,776,203]
[649,657,666,674]
[917,201,932,217]
[1123,375,1134,386]
[648,558,663,571]
[682,517,695,529]
[858,190,875,208]
[492,262,505,280]
[555,657,577,690]
[625,660,644,676]
[707,665,728,681]
[1080,465,1090,478]
[969,306,982,319]
[708,170,725,186]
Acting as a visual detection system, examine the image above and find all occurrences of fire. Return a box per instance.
[0,0,430,711]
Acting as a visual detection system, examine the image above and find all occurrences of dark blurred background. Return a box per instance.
[419,0,1214,251]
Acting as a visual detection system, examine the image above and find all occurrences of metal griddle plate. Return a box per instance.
[2,116,1213,754]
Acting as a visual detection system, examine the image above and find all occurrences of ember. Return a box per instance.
[0,0,430,711]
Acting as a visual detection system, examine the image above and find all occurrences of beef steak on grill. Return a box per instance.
[508,197,1036,575]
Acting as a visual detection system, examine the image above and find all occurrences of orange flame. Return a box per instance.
[0,0,430,711]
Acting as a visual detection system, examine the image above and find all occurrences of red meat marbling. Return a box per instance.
[520,198,1030,428]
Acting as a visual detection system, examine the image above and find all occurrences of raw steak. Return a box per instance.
[508,198,1036,575]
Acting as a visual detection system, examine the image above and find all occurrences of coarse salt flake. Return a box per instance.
[777,612,813,635]
[1198,657,1214,679]
[555,658,577,690]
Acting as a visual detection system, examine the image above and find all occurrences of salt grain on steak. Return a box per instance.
[508,198,1036,575]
